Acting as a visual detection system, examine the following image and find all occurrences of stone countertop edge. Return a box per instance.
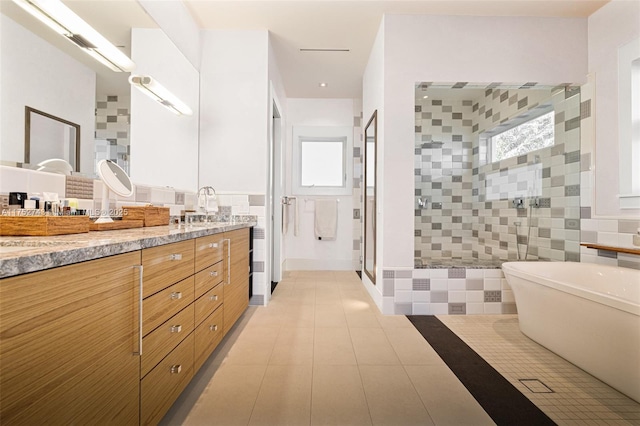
[0,222,255,279]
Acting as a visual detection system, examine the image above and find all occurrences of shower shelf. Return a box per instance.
[580,243,640,256]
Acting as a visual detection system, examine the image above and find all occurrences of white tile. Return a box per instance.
[412,303,431,315]
[484,278,501,290]
[466,291,484,303]
[447,279,465,290]
[597,232,619,246]
[413,269,431,278]
[581,219,598,232]
[430,303,448,315]
[413,291,430,303]
[598,219,618,233]
[448,291,466,303]
[430,269,449,278]
[484,269,503,278]
[466,303,484,314]
[395,278,412,291]
[395,290,413,303]
[502,290,515,303]
[484,303,502,314]
[466,269,484,279]
[430,279,448,291]
[501,279,511,290]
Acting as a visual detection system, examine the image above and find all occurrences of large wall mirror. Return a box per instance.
[364,110,377,284]
[25,107,80,172]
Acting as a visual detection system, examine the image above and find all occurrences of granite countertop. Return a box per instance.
[0,221,255,279]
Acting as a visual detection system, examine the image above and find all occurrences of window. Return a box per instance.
[618,37,640,209]
[489,109,554,162]
[292,126,353,195]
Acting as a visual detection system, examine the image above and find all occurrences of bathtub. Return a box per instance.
[502,261,640,403]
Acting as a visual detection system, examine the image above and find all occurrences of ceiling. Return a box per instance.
[1,0,609,99]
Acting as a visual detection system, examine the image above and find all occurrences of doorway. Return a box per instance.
[269,95,283,296]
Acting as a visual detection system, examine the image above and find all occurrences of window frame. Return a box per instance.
[291,126,353,196]
[484,104,555,163]
[618,37,640,209]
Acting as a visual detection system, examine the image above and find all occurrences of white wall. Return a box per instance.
[129,28,200,192]
[361,21,385,307]
[588,0,640,217]
[199,30,269,193]
[284,98,356,270]
[363,14,589,313]
[0,14,95,173]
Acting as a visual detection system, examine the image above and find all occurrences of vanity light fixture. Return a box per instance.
[11,0,136,72]
[129,75,193,116]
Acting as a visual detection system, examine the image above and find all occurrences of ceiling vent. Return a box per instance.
[300,48,350,52]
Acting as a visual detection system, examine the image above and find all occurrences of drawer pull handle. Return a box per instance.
[209,324,218,331]
[170,365,182,374]
[170,291,182,300]
[209,295,218,301]
[170,325,182,333]
[210,271,218,277]
[209,243,219,249]
[169,253,182,261]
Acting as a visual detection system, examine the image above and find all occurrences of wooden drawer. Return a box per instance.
[141,333,194,425]
[142,240,194,297]
[195,233,225,273]
[194,306,224,372]
[194,283,224,326]
[194,261,223,300]
[223,278,249,335]
[143,276,194,336]
[141,304,195,378]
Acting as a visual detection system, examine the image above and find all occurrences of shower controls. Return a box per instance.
[512,198,525,209]
[417,197,429,209]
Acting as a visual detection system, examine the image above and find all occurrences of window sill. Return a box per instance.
[580,243,640,256]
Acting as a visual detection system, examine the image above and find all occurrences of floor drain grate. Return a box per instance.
[519,379,554,393]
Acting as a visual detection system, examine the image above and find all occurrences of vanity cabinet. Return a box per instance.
[0,225,252,425]
[223,228,250,334]
[0,251,141,425]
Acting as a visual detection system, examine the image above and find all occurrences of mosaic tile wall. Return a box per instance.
[95,95,130,175]
[381,267,516,315]
[415,84,583,266]
[353,106,363,270]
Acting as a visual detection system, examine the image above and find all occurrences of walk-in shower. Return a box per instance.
[414,83,582,268]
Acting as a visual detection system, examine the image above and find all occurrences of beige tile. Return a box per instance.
[315,288,343,304]
[358,365,434,426]
[349,327,401,365]
[249,365,312,426]
[346,311,382,328]
[282,305,316,328]
[315,304,347,328]
[376,313,414,328]
[183,364,267,426]
[313,326,357,365]
[405,365,494,426]
[342,298,376,314]
[223,326,279,365]
[269,327,314,365]
[311,365,372,426]
[382,327,444,366]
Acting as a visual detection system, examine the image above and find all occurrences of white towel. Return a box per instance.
[314,199,337,240]
[293,198,299,236]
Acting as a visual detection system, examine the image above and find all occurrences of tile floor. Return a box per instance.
[161,271,493,425]
[438,315,640,426]
[161,271,640,426]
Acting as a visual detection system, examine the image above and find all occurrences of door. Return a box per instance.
[270,96,283,292]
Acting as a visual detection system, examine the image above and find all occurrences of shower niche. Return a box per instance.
[414,83,582,267]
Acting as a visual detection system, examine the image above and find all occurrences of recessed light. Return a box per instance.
[319,82,328,88]
[423,95,429,99]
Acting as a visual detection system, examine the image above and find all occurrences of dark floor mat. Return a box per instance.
[407,315,556,426]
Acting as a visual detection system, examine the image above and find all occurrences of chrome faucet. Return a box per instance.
[197,186,217,213]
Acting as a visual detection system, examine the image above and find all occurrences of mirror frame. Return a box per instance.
[24,106,81,172]
[363,110,377,284]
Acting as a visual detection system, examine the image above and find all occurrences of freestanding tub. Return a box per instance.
[502,261,640,403]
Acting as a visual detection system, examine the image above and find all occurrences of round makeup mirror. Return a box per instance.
[95,159,133,223]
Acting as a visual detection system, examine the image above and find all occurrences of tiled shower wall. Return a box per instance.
[415,84,583,265]
[95,95,130,175]
[353,106,363,270]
